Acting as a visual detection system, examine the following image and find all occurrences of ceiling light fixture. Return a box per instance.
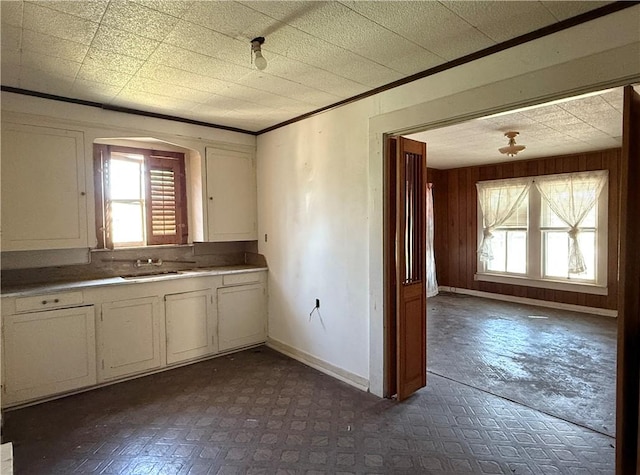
[498,131,526,157]
[250,36,267,71]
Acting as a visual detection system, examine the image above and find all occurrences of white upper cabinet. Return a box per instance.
[1,122,88,250]
[205,148,257,241]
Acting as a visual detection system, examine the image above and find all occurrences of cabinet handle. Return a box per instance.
[80,191,86,196]
[41,299,60,305]
[42,300,47,305]
[209,197,213,200]
[54,299,60,303]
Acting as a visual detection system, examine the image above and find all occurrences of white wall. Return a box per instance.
[257,6,640,396]
[258,99,376,386]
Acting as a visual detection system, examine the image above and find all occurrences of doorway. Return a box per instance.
[380,85,640,472]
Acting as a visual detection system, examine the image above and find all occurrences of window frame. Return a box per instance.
[94,144,188,249]
[475,171,609,295]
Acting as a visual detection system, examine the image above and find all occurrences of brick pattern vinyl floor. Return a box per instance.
[2,346,614,474]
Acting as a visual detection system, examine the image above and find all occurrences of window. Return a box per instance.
[476,171,608,292]
[94,145,188,248]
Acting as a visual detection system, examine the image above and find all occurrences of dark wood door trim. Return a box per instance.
[395,137,427,401]
[384,136,398,398]
[616,85,640,474]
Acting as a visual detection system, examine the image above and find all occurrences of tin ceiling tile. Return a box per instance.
[101,1,181,42]
[542,1,611,21]
[444,1,557,43]
[132,0,194,18]
[91,25,161,60]
[84,48,145,75]
[77,63,134,88]
[1,0,24,27]
[21,29,90,63]
[23,2,98,45]
[21,50,82,78]
[1,24,22,52]
[29,0,108,22]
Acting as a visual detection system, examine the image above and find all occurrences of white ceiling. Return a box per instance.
[0,0,613,133]
[406,87,630,169]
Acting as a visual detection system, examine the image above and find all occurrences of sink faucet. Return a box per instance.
[134,258,163,268]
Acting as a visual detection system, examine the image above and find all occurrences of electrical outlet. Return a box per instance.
[315,298,320,309]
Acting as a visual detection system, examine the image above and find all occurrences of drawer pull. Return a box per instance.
[16,291,83,312]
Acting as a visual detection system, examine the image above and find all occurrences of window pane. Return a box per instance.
[502,199,528,227]
[544,231,569,278]
[544,230,596,280]
[487,231,506,272]
[542,201,566,227]
[506,231,527,274]
[576,231,596,280]
[110,157,143,200]
[112,202,145,244]
[581,206,596,228]
[541,186,599,228]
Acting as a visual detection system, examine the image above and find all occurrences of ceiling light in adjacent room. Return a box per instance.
[251,37,267,71]
[498,131,526,157]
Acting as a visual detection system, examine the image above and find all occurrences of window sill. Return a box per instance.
[91,244,193,253]
[474,272,608,296]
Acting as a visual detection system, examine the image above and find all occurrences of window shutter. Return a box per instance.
[145,153,188,245]
[93,144,113,249]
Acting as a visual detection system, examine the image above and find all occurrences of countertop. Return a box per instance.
[1,265,268,298]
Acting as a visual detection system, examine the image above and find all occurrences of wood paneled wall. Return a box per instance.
[427,148,621,310]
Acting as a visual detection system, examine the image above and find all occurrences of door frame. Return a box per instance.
[373,85,639,475]
[371,75,638,395]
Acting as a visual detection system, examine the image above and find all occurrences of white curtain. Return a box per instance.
[535,170,607,274]
[426,183,438,297]
[476,177,532,263]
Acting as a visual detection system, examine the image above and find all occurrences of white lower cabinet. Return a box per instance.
[218,283,267,351]
[99,297,162,380]
[2,306,96,405]
[1,270,267,406]
[165,290,216,365]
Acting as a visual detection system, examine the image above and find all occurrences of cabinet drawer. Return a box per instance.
[15,291,83,313]
[222,272,261,286]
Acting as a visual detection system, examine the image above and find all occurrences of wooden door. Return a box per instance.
[395,137,427,401]
[617,84,640,474]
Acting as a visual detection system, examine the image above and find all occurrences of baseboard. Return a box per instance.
[1,442,13,474]
[266,338,369,392]
[438,286,617,317]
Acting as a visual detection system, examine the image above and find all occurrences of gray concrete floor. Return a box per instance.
[427,292,617,437]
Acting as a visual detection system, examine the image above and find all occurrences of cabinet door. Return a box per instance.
[218,283,266,351]
[205,148,257,241]
[165,290,216,365]
[99,297,162,380]
[1,123,87,250]
[2,306,96,405]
